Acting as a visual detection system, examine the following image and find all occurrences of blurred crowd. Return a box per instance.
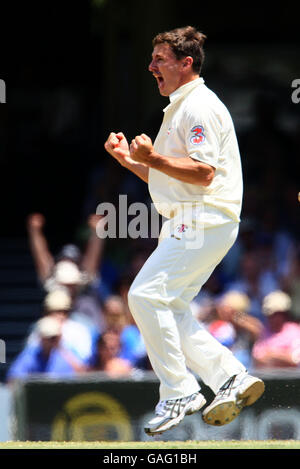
[6,92,300,383]
[7,213,151,382]
[6,203,300,382]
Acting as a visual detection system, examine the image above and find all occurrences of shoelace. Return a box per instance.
[155,394,195,417]
[155,399,182,417]
[217,375,237,398]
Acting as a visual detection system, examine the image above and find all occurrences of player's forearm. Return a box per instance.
[122,158,149,183]
[146,151,214,186]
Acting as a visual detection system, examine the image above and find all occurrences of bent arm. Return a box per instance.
[145,152,214,186]
[130,134,215,186]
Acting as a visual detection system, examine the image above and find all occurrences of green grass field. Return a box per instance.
[1,440,300,449]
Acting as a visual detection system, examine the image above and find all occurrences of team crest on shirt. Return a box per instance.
[171,223,189,240]
[177,224,187,233]
[190,125,205,145]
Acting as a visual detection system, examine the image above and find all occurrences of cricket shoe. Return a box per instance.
[202,372,265,426]
[144,392,206,436]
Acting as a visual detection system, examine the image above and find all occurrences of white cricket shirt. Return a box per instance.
[148,77,243,227]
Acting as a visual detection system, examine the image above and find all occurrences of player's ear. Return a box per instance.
[182,56,193,69]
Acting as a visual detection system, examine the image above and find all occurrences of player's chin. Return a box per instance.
[157,84,169,97]
[158,89,169,97]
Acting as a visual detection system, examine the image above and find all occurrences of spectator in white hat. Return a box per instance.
[252,290,300,367]
[27,288,94,363]
[26,213,108,333]
[48,260,83,298]
[7,316,86,382]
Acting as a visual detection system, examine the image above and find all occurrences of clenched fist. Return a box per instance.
[130,134,155,164]
[104,132,132,167]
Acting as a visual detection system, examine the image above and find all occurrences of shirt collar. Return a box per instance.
[163,77,205,112]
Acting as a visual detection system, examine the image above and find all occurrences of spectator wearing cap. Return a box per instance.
[26,289,94,363]
[7,316,86,382]
[45,260,83,299]
[252,290,300,367]
[26,213,107,332]
[215,291,263,368]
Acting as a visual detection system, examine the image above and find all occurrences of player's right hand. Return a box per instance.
[104,132,131,166]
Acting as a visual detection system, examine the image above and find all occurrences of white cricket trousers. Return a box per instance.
[128,219,246,402]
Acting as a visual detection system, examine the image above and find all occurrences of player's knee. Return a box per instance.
[127,286,145,322]
[127,283,151,314]
[127,285,141,310]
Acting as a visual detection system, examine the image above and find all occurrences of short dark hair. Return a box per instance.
[152,26,207,75]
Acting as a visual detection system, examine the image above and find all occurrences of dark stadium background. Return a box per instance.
[0,0,299,381]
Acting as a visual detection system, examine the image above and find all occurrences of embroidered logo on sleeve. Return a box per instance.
[190,125,205,145]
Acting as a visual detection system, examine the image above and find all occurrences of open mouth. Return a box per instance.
[154,75,164,89]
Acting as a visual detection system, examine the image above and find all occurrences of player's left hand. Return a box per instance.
[130,134,154,164]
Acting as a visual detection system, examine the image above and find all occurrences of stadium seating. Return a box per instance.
[0,238,44,381]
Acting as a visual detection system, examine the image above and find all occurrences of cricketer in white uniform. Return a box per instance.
[104,26,264,436]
